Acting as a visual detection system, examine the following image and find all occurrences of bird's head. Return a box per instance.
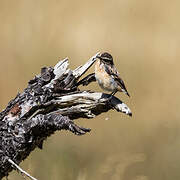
[97,52,114,65]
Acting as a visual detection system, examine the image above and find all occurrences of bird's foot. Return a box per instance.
[98,94,113,103]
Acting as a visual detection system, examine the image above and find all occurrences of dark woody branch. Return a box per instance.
[75,73,96,86]
[0,52,131,179]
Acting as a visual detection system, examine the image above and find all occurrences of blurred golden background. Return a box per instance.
[0,0,180,179]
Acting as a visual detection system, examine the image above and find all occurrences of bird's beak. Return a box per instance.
[96,54,101,59]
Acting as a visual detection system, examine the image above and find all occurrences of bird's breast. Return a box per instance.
[95,60,117,92]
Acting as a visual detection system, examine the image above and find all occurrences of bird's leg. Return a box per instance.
[98,90,117,104]
[110,90,117,96]
[101,90,117,102]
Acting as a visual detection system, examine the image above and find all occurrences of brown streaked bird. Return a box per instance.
[95,52,130,97]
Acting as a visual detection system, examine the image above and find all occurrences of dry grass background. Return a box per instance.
[0,0,180,180]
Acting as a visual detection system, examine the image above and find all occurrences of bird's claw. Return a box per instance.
[98,95,113,103]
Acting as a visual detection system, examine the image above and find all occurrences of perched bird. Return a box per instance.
[95,52,130,97]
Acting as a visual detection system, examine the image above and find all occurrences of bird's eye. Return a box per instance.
[103,58,112,62]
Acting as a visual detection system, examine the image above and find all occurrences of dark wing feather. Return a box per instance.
[104,64,130,96]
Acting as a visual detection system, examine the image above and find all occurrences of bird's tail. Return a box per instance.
[122,89,130,97]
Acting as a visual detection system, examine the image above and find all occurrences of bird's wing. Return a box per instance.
[104,64,130,96]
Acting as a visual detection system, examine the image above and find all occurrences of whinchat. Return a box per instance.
[95,52,130,97]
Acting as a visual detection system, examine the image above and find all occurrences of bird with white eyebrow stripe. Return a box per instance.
[95,52,130,97]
